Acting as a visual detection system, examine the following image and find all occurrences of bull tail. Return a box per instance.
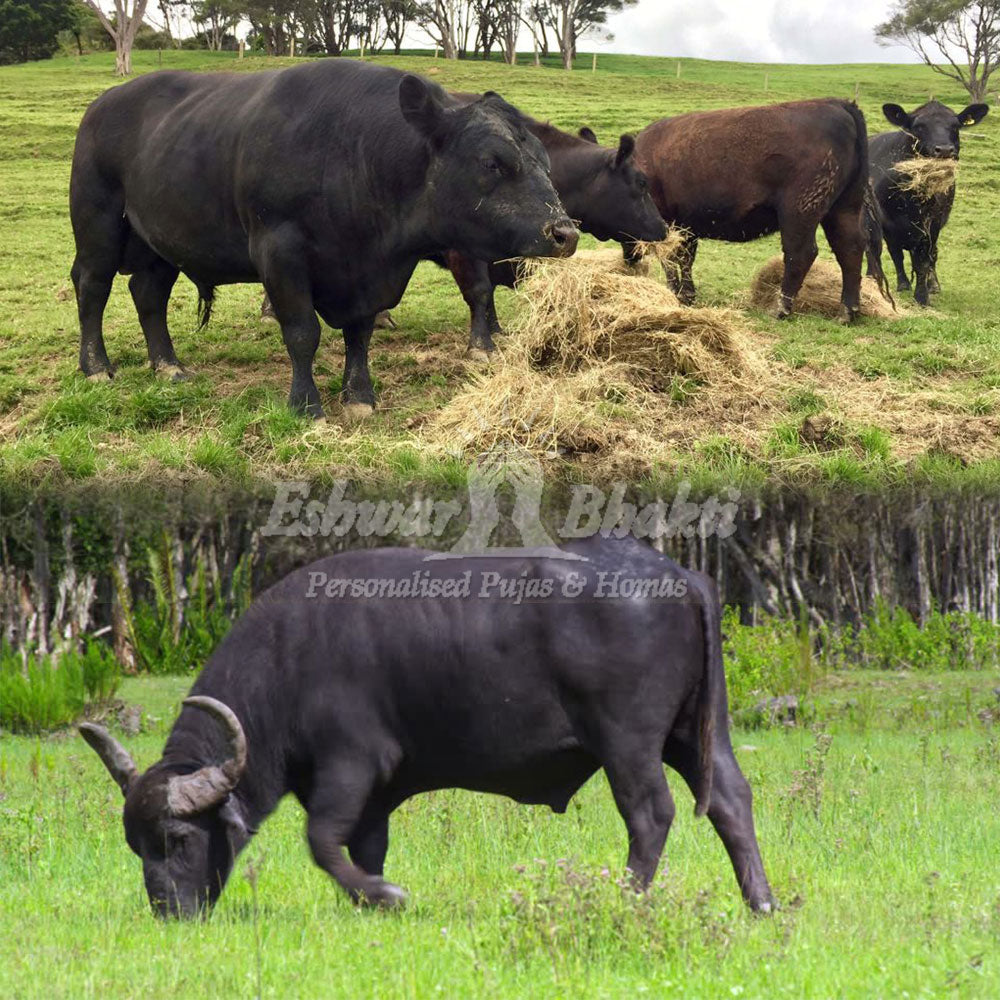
[196,284,216,330]
[692,576,724,818]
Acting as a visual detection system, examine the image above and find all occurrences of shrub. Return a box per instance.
[0,639,120,734]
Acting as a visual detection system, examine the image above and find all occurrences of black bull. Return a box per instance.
[81,539,774,919]
[69,60,579,418]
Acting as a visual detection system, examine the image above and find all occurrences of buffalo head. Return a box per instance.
[574,127,667,243]
[80,696,249,919]
[882,100,989,159]
[398,75,579,261]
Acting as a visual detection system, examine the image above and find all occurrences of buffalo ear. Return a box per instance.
[882,103,912,130]
[615,134,636,168]
[957,103,989,126]
[399,75,446,141]
[578,126,599,144]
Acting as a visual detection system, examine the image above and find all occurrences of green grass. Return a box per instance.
[2,669,999,997]
[1,49,999,490]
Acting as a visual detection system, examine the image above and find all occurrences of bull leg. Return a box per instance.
[307,768,405,908]
[821,208,865,325]
[928,230,942,294]
[446,252,499,360]
[775,221,819,319]
[260,275,323,418]
[602,756,676,889]
[128,257,184,378]
[341,317,377,419]
[911,244,933,307]
[663,735,773,912]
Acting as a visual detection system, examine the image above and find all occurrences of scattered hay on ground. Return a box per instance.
[893,157,958,200]
[424,250,777,468]
[748,256,901,319]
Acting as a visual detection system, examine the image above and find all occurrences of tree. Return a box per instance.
[534,0,636,69]
[190,0,240,49]
[415,0,475,58]
[79,0,151,74]
[0,0,75,64]
[383,0,417,53]
[876,1,1000,103]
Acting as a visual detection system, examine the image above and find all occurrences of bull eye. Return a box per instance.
[482,159,503,175]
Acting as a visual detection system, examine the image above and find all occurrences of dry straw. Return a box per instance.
[892,157,958,200]
[425,249,775,464]
[748,256,903,319]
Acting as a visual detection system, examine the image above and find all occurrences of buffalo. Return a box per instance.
[81,538,774,919]
[627,99,882,323]
[69,61,578,419]
[867,101,989,305]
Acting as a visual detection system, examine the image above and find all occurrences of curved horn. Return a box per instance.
[79,723,139,796]
[166,697,248,818]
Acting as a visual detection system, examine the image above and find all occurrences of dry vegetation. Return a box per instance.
[893,157,959,199]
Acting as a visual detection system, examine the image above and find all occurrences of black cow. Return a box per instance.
[867,101,989,305]
[628,100,881,323]
[441,108,667,358]
[69,61,578,419]
[80,538,774,919]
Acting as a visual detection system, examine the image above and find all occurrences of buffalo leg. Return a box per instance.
[348,806,390,877]
[128,257,184,377]
[775,220,818,318]
[447,252,499,359]
[663,735,773,912]
[341,317,377,418]
[602,756,676,889]
[821,208,864,324]
[307,768,405,907]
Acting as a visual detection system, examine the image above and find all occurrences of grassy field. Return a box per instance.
[1,669,999,998]
[1,49,999,492]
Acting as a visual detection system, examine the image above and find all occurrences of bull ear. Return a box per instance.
[578,126,599,144]
[615,134,636,169]
[882,103,912,130]
[79,723,139,797]
[957,103,989,126]
[399,75,446,141]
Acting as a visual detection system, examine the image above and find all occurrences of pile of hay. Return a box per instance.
[748,256,900,319]
[425,250,773,464]
[892,157,958,200]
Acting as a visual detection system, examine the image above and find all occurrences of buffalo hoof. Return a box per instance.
[465,347,493,364]
[85,370,113,382]
[342,402,375,422]
[154,363,187,382]
[357,880,407,909]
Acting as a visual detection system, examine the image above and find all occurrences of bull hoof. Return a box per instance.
[896,280,911,292]
[154,363,187,382]
[772,305,793,321]
[342,402,375,422]
[465,347,493,364]
[838,307,860,326]
[751,898,775,915]
[374,311,396,330]
[85,370,113,382]
[260,313,279,326]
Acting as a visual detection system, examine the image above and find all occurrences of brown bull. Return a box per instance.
[627,99,884,323]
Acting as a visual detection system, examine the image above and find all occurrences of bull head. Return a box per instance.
[80,697,250,918]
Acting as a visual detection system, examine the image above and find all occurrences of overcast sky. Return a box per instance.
[586,0,915,64]
[401,0,918,65]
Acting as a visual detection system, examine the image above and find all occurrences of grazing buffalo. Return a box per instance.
[80,538,774,919]
[69,61,578,419]
[866,101,989,305]
[441,105,667,358]
[628,99,882,323]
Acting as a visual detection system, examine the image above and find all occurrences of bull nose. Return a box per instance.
[933,145,956,158]
[546,218,580,258]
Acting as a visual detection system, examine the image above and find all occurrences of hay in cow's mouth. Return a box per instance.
[747,256,905,320]
[892,157,959,200]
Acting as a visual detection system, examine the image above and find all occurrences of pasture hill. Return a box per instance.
[0,49,998,493]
